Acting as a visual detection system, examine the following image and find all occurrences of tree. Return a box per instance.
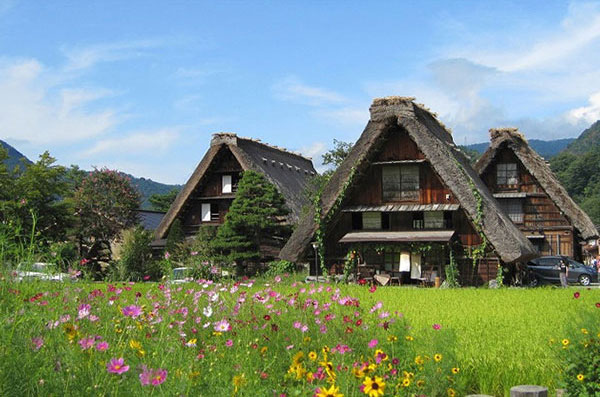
[211,170,291,275]
[165,218,185,257]
[73,168,140,270]
[149,188,179,212]
[321,139,353,178]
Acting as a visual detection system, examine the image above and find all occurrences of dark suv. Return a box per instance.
[527,256,597,286]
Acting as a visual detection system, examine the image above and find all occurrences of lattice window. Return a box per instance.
[499,199,523,223]
[497,163,518,185]
[382,165,420,200]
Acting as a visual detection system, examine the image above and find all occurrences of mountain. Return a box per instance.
[0,139,180,209]
[562,120,600,155]
[0,139,32,171]
[466,138,575,159]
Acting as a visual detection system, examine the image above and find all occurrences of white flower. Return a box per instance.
[203,306,213,317]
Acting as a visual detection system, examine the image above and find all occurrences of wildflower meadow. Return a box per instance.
[1,275,598,396]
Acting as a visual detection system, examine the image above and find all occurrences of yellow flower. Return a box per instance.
[577,373,585,381]
[415,355,424,365]
[402,371,414,379]
[434,353,443,362]
[353,367,365,378]
[308,351,318,361]
[362,376,385,397]
[452,367,460,374]
[387,335,398,342]
[260,346,268,355]
[63,323,77,341]
[581,328,588,334]
[447,388,456,397]
[322,346,330,354]
[292,351,304,365]
[416,379,425,388]
[562,339,570,346]
[405,335,414,341]
[129,339,142,350]
[232,373,246,393]
[306,372,314,382]
[189,371,200,380]
[316,384,344,397]
[401,377,411,387]
[303,336,312,343]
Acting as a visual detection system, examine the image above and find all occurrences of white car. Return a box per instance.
[170,267,193,284]
[15,263,69,282]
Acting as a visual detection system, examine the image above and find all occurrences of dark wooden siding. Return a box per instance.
[480,147,575,257]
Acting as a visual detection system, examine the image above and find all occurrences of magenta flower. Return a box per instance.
[96,341,109,351]
[214,319,231,332]
[107,358,129,374]
[77,303,91,319]
[164,251,171,260]
[574,291,580,299]
[368,339,378,348]
[122,305,142,318]
[432,323,442,330]
[225,339,233,347]
[31,337,44,351]
[139,366,168,386]
[78,337,95,350]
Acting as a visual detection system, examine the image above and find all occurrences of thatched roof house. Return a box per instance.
[155,133,316,240]
[280,97,536,284]
[475,128,598,258]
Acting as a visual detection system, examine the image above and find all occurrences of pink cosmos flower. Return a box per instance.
[574,291,580,299]
[433,323,442,330]
[78,303,91,319]
[225,339,233,347]
[164,252,171,260]
[122,305,142,318]
[78,337,95,350]
[214,319,231,332]
[107,358,129,374]
[139,366,167,386]
[31,337,44,351]
[293,321,302,329]
[369,285,377,293]
[368,339,378,348]
[96,341,109,351]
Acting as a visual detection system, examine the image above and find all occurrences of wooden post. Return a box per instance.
[434,276,441,288]
[510,385,548,397]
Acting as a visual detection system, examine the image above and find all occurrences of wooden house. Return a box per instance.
[279,97,536,285]
[475,128,598,260]
[154,133,317,256]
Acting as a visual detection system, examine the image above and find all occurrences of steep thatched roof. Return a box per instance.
[279,97,537,263]
[155,133,316,239]
[475,128,598,240]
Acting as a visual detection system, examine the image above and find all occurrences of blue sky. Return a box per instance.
[2,1,600,184]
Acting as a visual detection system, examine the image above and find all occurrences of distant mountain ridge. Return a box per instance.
[0,139,180,209]
[466,138,576,159]
[562,120,600,155]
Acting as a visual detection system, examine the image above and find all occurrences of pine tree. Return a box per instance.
[211,170,291,274]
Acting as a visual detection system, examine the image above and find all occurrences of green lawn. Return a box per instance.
[0,278,597,396]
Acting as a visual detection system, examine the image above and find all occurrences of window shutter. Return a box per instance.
[222,175,232,193]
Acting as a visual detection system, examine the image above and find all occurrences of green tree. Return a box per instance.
[165,218,185,257]
[211,170,291,275]
[73,168,140,272]
[10,151,72,243]
[149,188,179,212]
[321,139,353,178]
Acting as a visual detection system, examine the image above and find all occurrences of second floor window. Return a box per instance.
[497,163,518,185]
[498,199,523,223]
[382,165,419,201]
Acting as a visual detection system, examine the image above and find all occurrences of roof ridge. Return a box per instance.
[211,132,313,161]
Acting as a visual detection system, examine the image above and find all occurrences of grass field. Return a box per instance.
[0,276,597,396]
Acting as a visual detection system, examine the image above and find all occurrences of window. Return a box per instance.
[413,212,424,229]
[498,199,523,223]
[382,165,420,201]
[384,250,401,272]
[362,212,381,229]
[497,163,518,185]
[201,203,220,222]
[201,203,211,222]
[424,211,444,228]
[351,212,363,230]
[222,175,232,193]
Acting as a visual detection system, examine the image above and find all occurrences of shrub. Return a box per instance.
[117,227,162,281]
[46,241,78,272]
[264,260,296,278]
[165,218,185,259]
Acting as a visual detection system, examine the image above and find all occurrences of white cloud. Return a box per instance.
[80,128,180,157]
[61,39,162,72]
[567,91,600,124]
[298,141,326,160]
[272,76,347,106]
[0,58,117,144]
[314,106,369,128]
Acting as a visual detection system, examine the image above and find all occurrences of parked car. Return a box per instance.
[527,256,597,286]
[15,263,69,282]
[170,267,193,284]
